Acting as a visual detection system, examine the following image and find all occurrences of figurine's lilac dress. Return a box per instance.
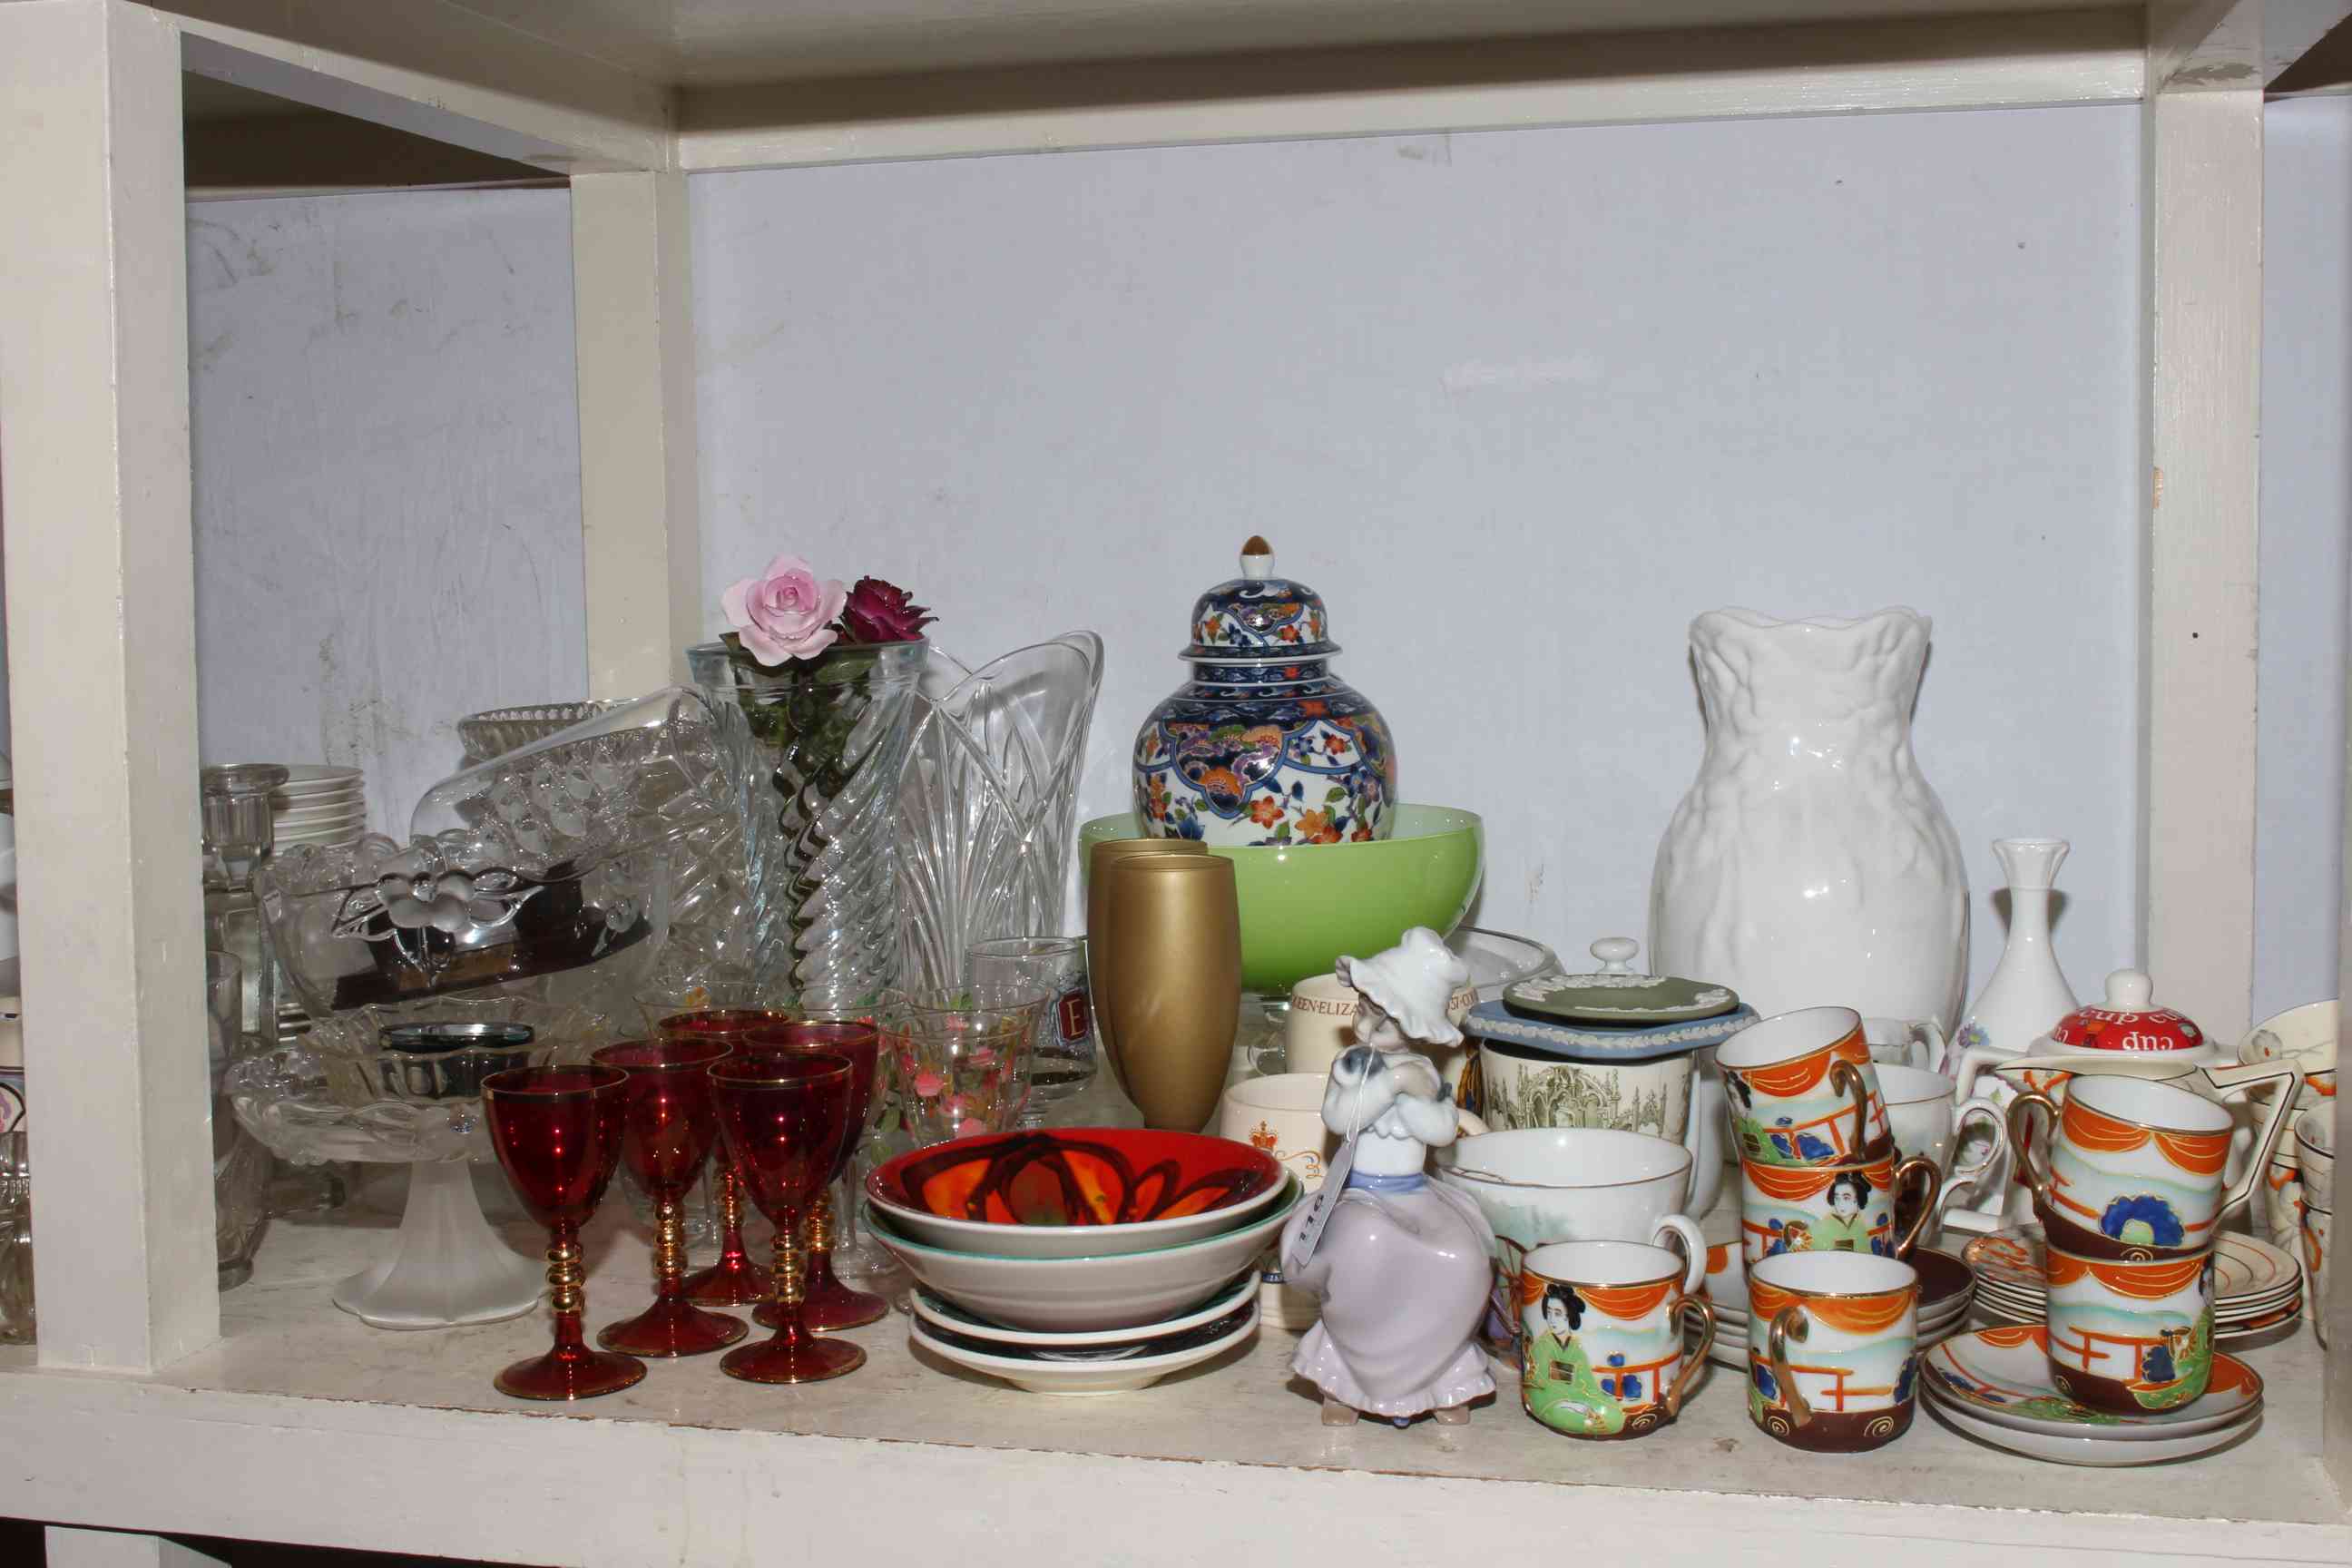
[1282,1172,1496,1417]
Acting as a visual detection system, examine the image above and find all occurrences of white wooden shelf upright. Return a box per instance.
[0,0,2347,1563]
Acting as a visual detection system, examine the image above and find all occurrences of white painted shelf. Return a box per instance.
[0,1210,2343,1565]
[5,1,2351,1562]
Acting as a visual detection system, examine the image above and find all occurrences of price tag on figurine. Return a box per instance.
[1281,1128,1357,1274]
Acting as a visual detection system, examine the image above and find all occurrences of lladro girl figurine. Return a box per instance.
[1279,931,1494,1427]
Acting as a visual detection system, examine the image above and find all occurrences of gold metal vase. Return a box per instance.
[1084,838,1206,1097]
[1093,851,1240,1132]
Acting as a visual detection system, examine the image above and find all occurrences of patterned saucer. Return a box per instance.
[1963,1228,2300,1311]
[1927,1391,2260,1466]
[1922,1324,2262,1439]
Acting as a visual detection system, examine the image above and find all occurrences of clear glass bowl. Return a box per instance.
[456,701,612,766]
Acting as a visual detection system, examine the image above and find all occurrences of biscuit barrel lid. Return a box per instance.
[1503,937,1740,1025]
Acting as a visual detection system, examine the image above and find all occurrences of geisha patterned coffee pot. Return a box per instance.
[1132,537,1398,848]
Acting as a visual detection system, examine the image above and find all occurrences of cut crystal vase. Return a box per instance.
[689,640,927,1009]
[895,632,1104,995]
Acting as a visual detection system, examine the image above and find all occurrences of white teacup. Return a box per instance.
[2298,1103,2335,1212]
[1863,1016,1948,1073]
[1436,1127,1703,1268]
[1877,1064,2007,1225]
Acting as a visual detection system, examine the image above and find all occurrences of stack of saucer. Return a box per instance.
[907,1273,1260,1394]
[1965,1227,2302,1341]
[271,765,367,851]
[1693,1242,1976,1372]
[1922,1324,2266,1465]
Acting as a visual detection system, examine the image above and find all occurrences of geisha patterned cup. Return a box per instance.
[1514,1240,1714,1440]
[1739,1150,1940,1266]
[2008,1073,2239,1257]
[1746,1251,1919,1453]
[1719,1006,1890,1167]
[2042,1238,2214,1414]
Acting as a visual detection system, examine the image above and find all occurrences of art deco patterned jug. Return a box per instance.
[1650,608,1968,1035]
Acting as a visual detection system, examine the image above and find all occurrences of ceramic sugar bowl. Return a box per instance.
[1132,537,1397,848]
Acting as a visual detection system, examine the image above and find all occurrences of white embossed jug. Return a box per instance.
[1650,608,1968,1035]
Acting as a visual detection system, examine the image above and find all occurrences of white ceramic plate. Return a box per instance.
[867,1179,1299,1332]
[1926,1388,2260,1466]
[910,1298,1259,1393]
[909,1271,1259,1349]
[1922,1325,2262,1439]
[276,764,363,789]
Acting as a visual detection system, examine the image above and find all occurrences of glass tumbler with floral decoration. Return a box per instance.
[879,985,1046,1150]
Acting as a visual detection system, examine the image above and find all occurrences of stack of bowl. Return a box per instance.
[866,1127,1300,1393]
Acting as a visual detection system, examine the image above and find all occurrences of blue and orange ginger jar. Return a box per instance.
[1132,538,1398,848]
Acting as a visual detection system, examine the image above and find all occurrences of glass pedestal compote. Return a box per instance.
[711,1053,865,1384]
[591,1037,748,1357]
[744,1020,885,1330]
[642,1004,797,1306]
[224,1014,558,1330]
[482,1064,645,1400]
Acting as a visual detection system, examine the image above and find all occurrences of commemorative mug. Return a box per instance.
[1514,1240,1714,1440]
[1289,969,1475,1080]
[1719,1006,1890,1166]
[2043,1239,2215,1414]
[1740,1149,1940,1266]
[1746,1251,1920,1453]
[2008,1073,2242,1255]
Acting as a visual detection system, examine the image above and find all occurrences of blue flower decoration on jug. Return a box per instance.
[1133,538,1399,848]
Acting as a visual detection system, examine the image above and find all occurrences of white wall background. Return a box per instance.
[694,104,2144,1002]
[2255,94,2352,1025]
[184,188,589,834]
[152,101,2347,1027]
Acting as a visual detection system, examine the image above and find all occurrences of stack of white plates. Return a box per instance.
[272,765,368,851]
[1965,1228,2303,1341]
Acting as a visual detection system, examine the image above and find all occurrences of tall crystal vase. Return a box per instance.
[897,632,1104,995]
[1650,608,1969,1034]
[688,640,927,1009]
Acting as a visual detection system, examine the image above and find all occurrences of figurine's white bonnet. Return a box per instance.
[1334,926,1470,1048]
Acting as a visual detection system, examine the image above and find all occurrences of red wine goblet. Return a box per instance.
[743,1020,886,1330]
[711,1052,866,1384]
[650,1007,795,1306]
[589,1037,749,1357]
[480,1064,645,1400]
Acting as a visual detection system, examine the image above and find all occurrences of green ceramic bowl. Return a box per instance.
[1080,803,1485,995]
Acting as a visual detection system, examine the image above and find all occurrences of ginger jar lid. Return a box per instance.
[2046,969,2204,1054]
[1181,537,1338,662]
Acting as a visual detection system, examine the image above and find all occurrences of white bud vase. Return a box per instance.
[1955,838,2078,1066]
[1649,608,1969,1034]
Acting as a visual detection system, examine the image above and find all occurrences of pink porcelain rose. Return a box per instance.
[721,554,847,663]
